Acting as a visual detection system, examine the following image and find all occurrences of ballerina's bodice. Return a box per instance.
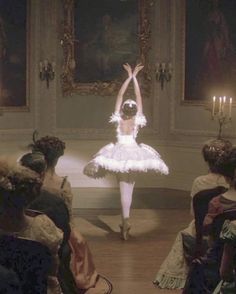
[116,118,138,145]
[110,112,147,144]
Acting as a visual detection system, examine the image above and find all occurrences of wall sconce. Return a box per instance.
[155,62,172,90]
[39,60,55,88]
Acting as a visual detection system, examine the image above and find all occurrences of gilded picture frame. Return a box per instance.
[184,0,236,103]
[61,0,152,97]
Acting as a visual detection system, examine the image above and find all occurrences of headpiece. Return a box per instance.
[122,99,137,117]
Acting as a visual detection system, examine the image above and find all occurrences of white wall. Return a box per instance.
[0,0,235,208]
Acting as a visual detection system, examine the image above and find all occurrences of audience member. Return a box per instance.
[183,146,236,293]
[213,219,236,293]
[20,152,71,246]
[20,151,79,293]
[153,139,231,289]
[0,160,63,294]
[28,134,112,293]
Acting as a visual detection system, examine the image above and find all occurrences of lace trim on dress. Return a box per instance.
[220,220,236,243]
[154,273,186,289]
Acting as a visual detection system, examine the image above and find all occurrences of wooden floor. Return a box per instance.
[74,208,192,294]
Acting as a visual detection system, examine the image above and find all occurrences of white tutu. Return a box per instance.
[84,112,169,178]
[92,135,168,174]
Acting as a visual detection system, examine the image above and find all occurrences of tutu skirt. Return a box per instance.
[84,136,169,178]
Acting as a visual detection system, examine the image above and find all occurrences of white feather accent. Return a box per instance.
[109,112,121,123]
[135,114,147,128]
[92,140,169,175]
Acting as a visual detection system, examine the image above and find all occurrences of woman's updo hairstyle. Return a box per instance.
[0,160,42,209]
[122,99,137,117]
[29,131,65,167]
[20,151,46,175]
[202,138,232,173]
[215,146,236,188]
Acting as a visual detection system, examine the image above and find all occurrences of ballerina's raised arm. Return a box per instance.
[132,63,144,114]
[114,63,133,114]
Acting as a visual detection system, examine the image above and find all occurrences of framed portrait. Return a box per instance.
[61,0,152,97]
[0,0,29,110]
[184,0,236,102]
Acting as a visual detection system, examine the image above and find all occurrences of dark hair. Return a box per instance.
[122,100,137,117]
[20,152,46,175]
[0,161,42,209]
[29,135,65,167]
[202,139,232,173]
[215,147,236,187]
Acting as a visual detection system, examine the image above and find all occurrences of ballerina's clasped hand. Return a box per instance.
[123,63,144,79]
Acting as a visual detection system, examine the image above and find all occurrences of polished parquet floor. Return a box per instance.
[73,207,192,294]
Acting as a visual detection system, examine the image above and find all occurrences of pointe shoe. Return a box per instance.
[119,218,131,240]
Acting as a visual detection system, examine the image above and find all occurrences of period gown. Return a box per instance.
[42,176,112,293]
[0,213,63,294]
[213,220,236,294]
[183,193,236,293]
[153,173,229,289]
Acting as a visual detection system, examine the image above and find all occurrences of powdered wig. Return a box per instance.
[20,152,46,175]
[122,99,137,117]
[29,135,65,167]
[202,138,233,173]
[0,161,42,209]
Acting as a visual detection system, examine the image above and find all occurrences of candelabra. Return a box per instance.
[211,96,232,139]
[155,62,172,90]
[39,60,55,88]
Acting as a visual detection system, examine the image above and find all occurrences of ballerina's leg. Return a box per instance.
[117,173,135,240]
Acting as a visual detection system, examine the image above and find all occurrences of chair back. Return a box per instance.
[192,186,227,257]
[0,234,52,294]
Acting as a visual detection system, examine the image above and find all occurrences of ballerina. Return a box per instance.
[84,63,169,240]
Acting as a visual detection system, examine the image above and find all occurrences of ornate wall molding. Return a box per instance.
[169,0,219,137]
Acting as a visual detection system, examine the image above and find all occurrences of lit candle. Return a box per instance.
[212,96,216,117]
[222,96,226,115]
[229,97,232,119]
[43,59,48,69]
[52,62,56,72]
[219,97,222,114]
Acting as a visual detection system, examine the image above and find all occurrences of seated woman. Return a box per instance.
[0,160,63,294]
[20,151,79,293]
[28,134,112,293]
[183,146,236,293]
[20,152,71,247]
[213,220,236,293]
[153,139,231,289]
